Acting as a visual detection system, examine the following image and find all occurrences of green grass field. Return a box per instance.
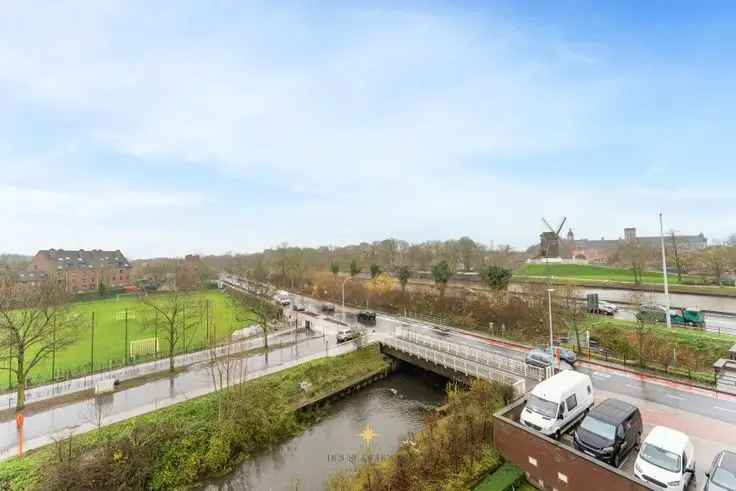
[516,263,683,284]
[4,290,251,390]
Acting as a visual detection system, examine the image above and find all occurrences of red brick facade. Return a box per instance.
[31,249,132,294]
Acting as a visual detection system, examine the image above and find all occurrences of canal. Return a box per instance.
[204,368,448,491]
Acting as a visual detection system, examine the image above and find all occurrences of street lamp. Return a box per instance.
[547,288,555,353]
[342,276,351,321]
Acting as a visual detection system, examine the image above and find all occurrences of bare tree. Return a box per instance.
[668,230,684,282]
[228,289,281,352]
[702,246,728,286]
[208,326,244,423]
[140,291,202,372]
[618,239,652,284]
[0,284,82,410]
[559,285,586,353]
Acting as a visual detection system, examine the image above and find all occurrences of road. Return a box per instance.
[258,277,736,488]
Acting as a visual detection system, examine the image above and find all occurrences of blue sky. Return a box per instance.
[2,1,735,258]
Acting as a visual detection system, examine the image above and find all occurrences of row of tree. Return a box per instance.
[203,237,522,290]
[615,236,736,285]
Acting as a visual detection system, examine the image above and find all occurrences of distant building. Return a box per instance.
[31,249,132,293]
[567,227,707,262]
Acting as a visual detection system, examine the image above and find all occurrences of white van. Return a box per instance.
[634,426,695,491]
[520,370,594,438]
[274,291,290,305]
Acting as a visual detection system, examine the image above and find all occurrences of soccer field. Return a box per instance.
[3,290,253,390]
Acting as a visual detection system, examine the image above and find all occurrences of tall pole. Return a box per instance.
[342,277,350,321]
[659,213,672,329]
[91,311,95,374]
[124,308,129,365]
[547,288,555,351]
[51,317,56,382]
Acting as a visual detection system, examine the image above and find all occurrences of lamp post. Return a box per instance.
[342,276,351,321]
[659,213,672,329]
[547,288,555,352]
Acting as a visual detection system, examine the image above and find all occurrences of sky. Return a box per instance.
[2,1,736,258]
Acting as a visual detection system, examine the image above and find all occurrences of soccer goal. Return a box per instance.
[115,310,137,321]
[130,337,159,358]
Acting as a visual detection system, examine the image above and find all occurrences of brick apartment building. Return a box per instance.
[31,249,133,293]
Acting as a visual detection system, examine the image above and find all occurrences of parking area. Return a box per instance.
[553,387,736,490]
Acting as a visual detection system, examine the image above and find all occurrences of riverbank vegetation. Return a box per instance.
[327,379,515,491]
[0,346,388,490]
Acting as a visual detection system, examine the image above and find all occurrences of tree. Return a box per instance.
[397,266,411,292]
[457,237,478,272]
[98,281,107,297]
[618,239,651,284]
[229,289,280,352]
[483,265,512,290]
[559,285,585,353]
[702,246,728,286]
[349,259,361,278]
[431,260,451,297]
[140,291,202,372]
[668,231,684,281]
[369,264,382,279]
[330,262,340,278]
[0,284,82,410]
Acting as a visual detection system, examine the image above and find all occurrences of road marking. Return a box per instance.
[715,406,736,414]
[593,372,611,379]
[625,384,640,390]
[666,394,685,400]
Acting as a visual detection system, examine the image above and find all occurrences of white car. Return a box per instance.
[634,426,695,491]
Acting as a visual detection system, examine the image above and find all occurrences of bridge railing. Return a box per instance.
[396,329,549,382]
[382,336,526,397]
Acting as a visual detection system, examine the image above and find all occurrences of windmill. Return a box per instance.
[539,217,567,258]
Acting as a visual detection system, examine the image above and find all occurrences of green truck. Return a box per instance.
[636,304,706,328]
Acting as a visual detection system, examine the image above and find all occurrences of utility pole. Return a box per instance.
[51,317,56,381]
[91,311,95,374]
[547,288,555,352]
[659,213,672,329]
[342,277,351,321]
[124,308,129,365]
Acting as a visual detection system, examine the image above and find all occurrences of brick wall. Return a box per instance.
[493,399,654,491]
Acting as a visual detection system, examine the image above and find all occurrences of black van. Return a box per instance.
[573,398,642,468]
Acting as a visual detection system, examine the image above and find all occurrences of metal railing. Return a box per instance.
[396,329,549,382]
[382,336,526,397]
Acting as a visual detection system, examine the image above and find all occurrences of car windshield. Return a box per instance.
[639,443,682,473]
[579,416,616,442]
[526,394,558,418]
[711,467,736,490]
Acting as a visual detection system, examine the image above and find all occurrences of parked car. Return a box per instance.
[705,450,736,491]
[573,398,642,468]
[526,346,577,368]
[321,303,336,313]
[336,328,359,343]
[357,311,376,324]
[520,370,594,439]
[292,304,306,312]
[591,300,618,316]
[634,426,695,491]
[526,349,555,369]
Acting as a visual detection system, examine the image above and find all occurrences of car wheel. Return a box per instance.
[554,430,560,440]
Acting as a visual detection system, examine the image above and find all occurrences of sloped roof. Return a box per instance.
[39,249,132,271]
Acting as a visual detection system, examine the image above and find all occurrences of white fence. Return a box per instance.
[382,336,526,397]
[396,330,549,382]
[0,330,294,410]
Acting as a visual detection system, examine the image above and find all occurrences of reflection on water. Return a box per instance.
[204,370,447,491]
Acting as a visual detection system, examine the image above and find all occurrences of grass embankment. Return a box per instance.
[0,345,389,491]
[327,380,515,491]
[473,463,534,491]
[576,317,736,383]
[516,264,682,284]
[4,290,251,390]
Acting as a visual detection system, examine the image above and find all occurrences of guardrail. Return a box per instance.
[396,329,549,382]
[382,336,526,397]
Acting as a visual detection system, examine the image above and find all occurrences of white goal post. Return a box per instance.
[130,337,159,358]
